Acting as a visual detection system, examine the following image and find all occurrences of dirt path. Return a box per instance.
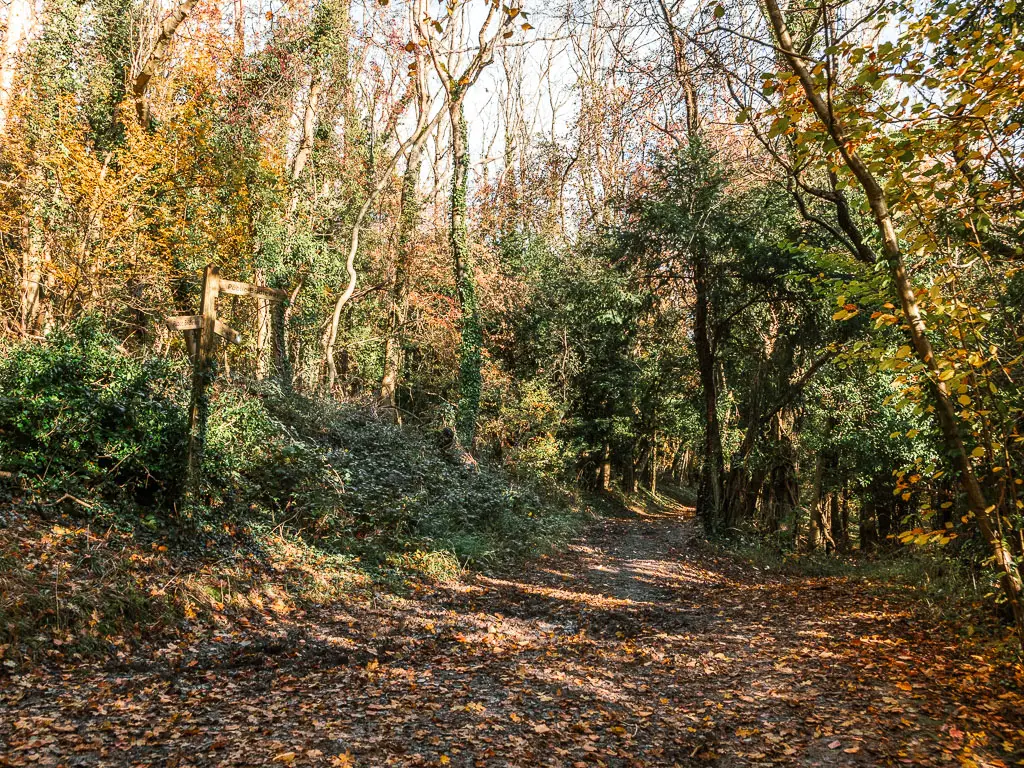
[2,498,1023,767]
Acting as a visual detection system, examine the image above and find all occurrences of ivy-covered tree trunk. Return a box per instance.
[449,101,482,447]
[20,225,43,336]
[380,146,422,420]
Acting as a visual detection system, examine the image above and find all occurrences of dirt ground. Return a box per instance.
[2,497,1023,767]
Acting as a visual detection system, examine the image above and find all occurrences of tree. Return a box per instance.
[415,0,522,446]
[760,0,1024,639]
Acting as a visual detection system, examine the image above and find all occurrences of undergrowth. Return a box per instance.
[0,321,583,666]
[719,531,1008,637]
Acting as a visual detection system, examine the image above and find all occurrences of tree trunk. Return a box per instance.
[449,101,483,447]
[254,268,272,379]
[694,248,725,530]
[807,451,825,551]
[621,443,638,494]
[19,224,43,336]
[600,441,612,491]
[838,488,851,553]
[133,0,200,125]
[323,13,436,393]
[649,438,657,494]
[288,74,323,215]
[380,145,421,420]
[669,444,685,484]
[860,492,878,553]
[233,0,244,49]
[875,482,895,546]
[829,492,843,553]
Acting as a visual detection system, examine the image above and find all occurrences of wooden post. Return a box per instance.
[166,265,289,507]
[185,265,221,500]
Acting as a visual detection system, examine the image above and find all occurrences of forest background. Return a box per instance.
[0,0,1023,652]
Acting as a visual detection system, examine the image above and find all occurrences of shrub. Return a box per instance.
[0,318,187,508]
[0,322,579,567]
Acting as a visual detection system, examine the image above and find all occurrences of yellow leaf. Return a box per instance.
[274,753,296,764]
[971,447,985,458]
[958,395,971,406]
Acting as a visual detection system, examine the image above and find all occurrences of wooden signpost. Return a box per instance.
[165,265,288,499]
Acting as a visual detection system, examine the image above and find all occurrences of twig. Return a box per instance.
[42,493,95,510]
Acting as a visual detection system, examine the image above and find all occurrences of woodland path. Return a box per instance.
[2,496,1023,767]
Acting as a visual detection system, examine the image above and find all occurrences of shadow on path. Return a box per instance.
[2,494,1023,767]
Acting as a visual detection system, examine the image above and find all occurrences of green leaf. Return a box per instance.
[766,116,790,139]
